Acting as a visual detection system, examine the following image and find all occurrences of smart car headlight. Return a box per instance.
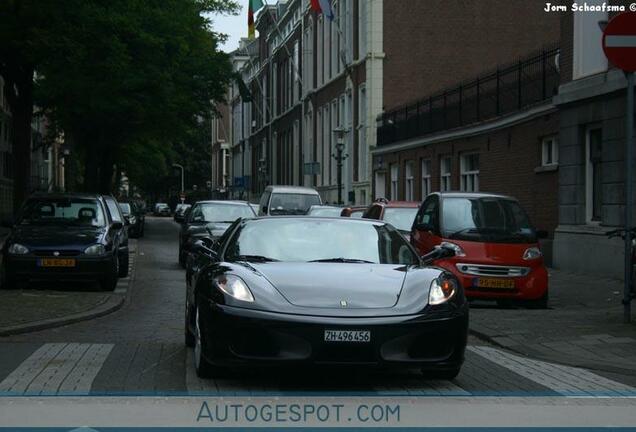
[214,274,254,303]
[429,277,457,305]
[523,247,542,260]
[439,241,466,257]
[84,244,106,255]
[8,243,29,255]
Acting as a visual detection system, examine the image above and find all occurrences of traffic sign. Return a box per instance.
[602,12,636,72]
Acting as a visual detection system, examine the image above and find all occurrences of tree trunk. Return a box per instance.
[7,66,34,213]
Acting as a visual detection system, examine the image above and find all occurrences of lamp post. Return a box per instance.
[172,164,185,194]
[332,127,349,205]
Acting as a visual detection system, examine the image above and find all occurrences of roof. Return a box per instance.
[247,216,387,226]
[192,200,252,206]
[436,191,517,200]
[264,185,320,195]
[376,200,420,208]
[28,192,101,200]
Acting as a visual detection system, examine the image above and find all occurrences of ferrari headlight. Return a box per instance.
[523,247,542,260]
[84,244,106,255]
[8,243,29,255]
[439,241,466,257]
[429,277,457,305]
[214,274,254,302]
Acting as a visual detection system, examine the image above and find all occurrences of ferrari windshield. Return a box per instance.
[225,218,418,264]
[19,198,107,227]
[442,197,536,243]
[190,203,255,223]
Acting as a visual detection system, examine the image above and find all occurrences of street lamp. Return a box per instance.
[172,163,184,194]
[332,127,349,205]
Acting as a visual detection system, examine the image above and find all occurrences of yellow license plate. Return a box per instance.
[39,258,76,268]
[476,277,515,289]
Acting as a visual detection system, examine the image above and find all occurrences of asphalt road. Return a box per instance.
[0,216,634,397]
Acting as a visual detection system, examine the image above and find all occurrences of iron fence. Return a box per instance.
[377,46,560,147]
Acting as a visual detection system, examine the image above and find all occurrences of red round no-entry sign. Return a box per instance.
[602,12,636,72]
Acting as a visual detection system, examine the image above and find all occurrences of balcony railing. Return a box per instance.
[377,46,560,147]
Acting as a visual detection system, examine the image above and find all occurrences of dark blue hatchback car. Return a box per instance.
[1,193,129,291]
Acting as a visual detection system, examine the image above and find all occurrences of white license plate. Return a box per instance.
[324,330,371,343]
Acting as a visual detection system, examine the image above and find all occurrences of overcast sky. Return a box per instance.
[209,0,250,53]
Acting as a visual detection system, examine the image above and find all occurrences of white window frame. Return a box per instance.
[541,136,559,167]
[405,161,414,201]
[390,163,399,200]
[440,157,452,192]
[421,159,431,200]
[460,153,479,192]
[573,2,608,80]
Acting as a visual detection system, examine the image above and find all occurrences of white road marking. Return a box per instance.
[469,346,635,396]
[0,343,113,395]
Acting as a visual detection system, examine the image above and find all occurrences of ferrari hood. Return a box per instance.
[249,263,407,309]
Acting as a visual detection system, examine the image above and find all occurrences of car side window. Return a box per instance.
[105,199,123,223]
[365,205,382,220]
[416,197,439,229]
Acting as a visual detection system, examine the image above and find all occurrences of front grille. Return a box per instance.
[34,250,81,257]
[455,263,529,277]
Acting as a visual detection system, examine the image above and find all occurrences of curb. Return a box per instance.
[0,294,125,337]
[0,239,138,337]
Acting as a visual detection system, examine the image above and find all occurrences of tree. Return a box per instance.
[1,0,240,205]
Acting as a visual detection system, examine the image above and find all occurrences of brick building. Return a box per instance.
[371,1,561,263]
[552,3,635,278]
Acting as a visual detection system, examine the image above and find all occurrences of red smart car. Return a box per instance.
[410,192,548,308]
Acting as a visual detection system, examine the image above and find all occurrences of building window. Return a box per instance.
[421,159,431,199]
[460,153,479,192]
[586,127,603,223]
[440,157,452,191]
[405,161,414,201]
[317,16,324,86]
[390,163,399,200]
[541,136,559,167]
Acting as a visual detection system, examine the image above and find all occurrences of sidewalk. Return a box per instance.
[0,240,136,336]
[470,269,636,377]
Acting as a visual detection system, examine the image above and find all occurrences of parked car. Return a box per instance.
[340,206,367,218]
[119,201,145,238]
[410,192,549,308]
[306,205,343,217]
[174,204,192,224]
[102,195,130,277]
[257,186,322,216]
[178,200,256,267]
[363,199,420,240]
[154,203,171,216]
[0,193,128,291]
[184,216,467,379]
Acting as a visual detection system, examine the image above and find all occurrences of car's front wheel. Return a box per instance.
[118,251,129,278]
[525,290,548,309]
[100,254,119,291]
[194,307,217,378]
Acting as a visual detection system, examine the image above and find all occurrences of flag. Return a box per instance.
[235,74,252,102]
[311,0,334,21]
[248,0,264,39]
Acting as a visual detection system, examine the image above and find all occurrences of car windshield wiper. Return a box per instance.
[309,257,375,263]
[234,255,279,262]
